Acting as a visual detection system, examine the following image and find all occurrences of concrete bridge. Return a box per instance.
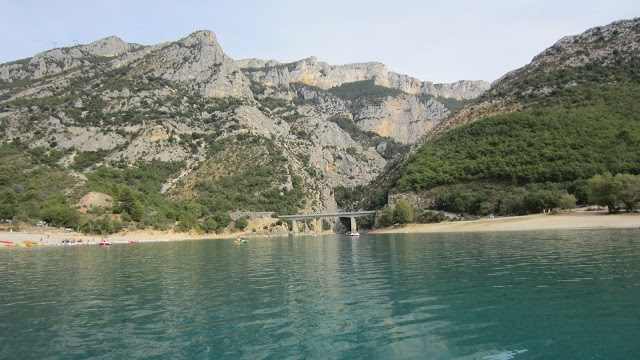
[279,211,377,234]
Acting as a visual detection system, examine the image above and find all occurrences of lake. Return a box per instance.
[1,230,639,359]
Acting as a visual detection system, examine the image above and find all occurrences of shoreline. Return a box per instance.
[3,210,640,247]
[372,210,640,234]
[0,227,327,247]
[0,228,237,247]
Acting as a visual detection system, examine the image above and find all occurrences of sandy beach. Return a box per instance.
[0,217,293,246]
[373,209,640,234]
[0,228,233,247]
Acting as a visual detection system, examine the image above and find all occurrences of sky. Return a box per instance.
[1,0,639,83]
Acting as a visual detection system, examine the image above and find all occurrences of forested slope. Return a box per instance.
[395,84,640,192]
[378,18,640,216]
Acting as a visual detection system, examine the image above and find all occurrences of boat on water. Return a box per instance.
[128,240,140,244]
[99,238,112,247]
[347,232,360,237]
[234,237,249,244]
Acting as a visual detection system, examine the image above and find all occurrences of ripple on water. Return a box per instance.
[1,231,639,359]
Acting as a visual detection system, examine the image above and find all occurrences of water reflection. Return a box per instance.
[1,230,639,359]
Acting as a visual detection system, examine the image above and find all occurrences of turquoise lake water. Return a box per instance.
[1,230,639,359]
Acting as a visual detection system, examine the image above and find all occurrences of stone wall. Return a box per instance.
[387,193,434,210]
[229,211,274,221]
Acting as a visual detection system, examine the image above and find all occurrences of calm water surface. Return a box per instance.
[1,230,639,359]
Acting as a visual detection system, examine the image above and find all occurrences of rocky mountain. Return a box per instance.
[371,17,640,215]
[422,17,640,140]
[0,36,140,81]
[0,30,488,232]
[237,56,488,100]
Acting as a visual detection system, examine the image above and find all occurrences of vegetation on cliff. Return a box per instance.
[396,84,640,192]
[382,25,640,217]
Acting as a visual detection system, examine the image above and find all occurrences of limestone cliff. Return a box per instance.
[0,29,488,215]
[367,17,640,212]
[0,36,140,81]
[354,95,448,144]
[239,56,489,100]
[424,17,640,138]
[139,31,253,98]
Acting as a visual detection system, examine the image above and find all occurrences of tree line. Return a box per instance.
[375,172,640,227]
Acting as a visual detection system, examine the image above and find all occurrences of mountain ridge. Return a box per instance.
[237,56,488,100]
[0,28,491,234]
[1,32,490,100]
[399,17,640,147]
[370,17,640,216]
[3,18,638,234]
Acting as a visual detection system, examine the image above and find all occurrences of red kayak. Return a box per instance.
[99,241,111,247]
[0,240,13,244]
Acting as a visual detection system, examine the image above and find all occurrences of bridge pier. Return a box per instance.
[280,211,377,236]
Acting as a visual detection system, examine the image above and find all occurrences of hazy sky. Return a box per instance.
[2,0,639,83]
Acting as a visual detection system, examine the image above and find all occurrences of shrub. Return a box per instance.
[39,201,80,229]
[201,217,219,234]
[235,217,248,230]
[418,210,447,223]
[394,199,414,224]
[378,208,395,227]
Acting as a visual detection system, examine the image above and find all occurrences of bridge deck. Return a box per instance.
[279,211,376,220]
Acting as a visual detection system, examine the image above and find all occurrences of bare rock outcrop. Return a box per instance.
[355,95,449,144]
[81,36,135,57]
[243,56,490,100]
[236,58,281,69]
[143,31,253,98]
[0,36,140,81]
[0,28,491,214]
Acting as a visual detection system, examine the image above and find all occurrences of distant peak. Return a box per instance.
[88,36,128,48]
[236,58,281,69]
[181,30,220,46]
[192,30,217,37]
[83,36,132,57]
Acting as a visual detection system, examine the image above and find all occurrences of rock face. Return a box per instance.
[491,17,640,94]
[422,17,640,140]
[419,80,490,100]
[240,57,386,89]
[81,36,136,57]
[240,56,489,99]
[142,31,253,98]
[530,17,640,69]
[235,58,281,69]
[355,95,448,144]
[362,17,640,212]
[0,29,489,213]
[0,36,140,81]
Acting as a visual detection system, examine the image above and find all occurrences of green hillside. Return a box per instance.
[385,53,640,215]
[396,84,640,191]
